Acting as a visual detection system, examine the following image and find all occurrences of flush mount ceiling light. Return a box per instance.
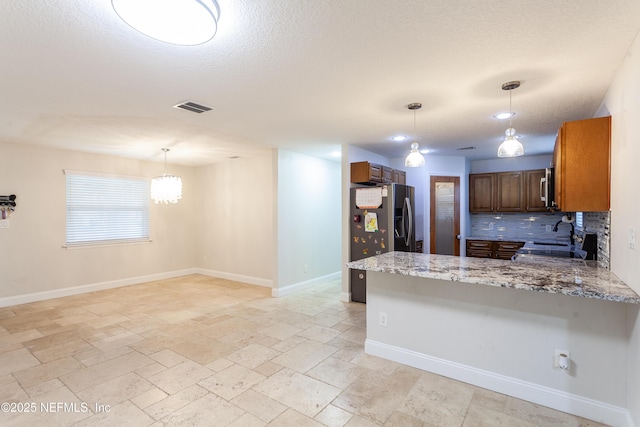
[493,112,515,120]
[112,0,220,46]
[405,103,426,167]
[151,148,183,204]
[497,81,525,158]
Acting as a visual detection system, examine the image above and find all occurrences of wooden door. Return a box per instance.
[430,176,461,256]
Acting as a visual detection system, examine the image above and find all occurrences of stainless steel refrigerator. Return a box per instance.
[349,183,416,303]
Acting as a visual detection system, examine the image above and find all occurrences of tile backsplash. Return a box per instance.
[470,212,568,243]
[470,211,611,270]
[582,211,610,270]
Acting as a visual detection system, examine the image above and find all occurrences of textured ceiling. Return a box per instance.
[1,1,640,166]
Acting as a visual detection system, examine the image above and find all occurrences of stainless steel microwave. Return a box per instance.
[540,167,555,208]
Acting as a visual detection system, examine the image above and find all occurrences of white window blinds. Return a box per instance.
[65,170,150,247]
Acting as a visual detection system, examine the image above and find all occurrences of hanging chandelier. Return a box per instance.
[497,81,525,157]
[404,103,426,167]
[112,0,220,46]
[151,148,183,204]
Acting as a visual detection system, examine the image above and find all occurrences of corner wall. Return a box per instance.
[195,152,274,287]
[275,150,341,295]
[598,29,640,427]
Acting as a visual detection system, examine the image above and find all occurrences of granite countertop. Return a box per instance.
[347,252,640,304]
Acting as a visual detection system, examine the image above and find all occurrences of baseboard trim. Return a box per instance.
[365,339,631,427]
[0,269,198,308]
[195,268,273,288]
[341,292,351,303]
[271,271,341,297]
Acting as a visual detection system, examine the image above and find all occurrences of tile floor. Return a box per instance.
[0,275,608,426]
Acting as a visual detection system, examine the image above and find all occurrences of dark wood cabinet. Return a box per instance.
[524,169,547,212]
[466,239,524,260]
[495,171,524,212]
[393,169,406,184]
[469,169,546,213]
[351,162,406,185]
[553,116,611,212]
[466,239,493,258]
[469,174,495,212]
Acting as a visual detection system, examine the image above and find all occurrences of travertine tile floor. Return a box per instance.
[0,275,608,426]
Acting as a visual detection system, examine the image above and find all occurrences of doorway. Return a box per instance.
[429,176,461,256]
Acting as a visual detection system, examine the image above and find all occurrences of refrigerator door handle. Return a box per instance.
[403,196,413,247]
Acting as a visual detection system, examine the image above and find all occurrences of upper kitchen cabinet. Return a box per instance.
[469,169,545,213]
[350,161,405,185]
[552,116,611,212]
[524,169,547,212]
[495,171,524,212]
[469,173,495,212]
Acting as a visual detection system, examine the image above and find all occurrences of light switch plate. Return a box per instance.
[629,228,636,250]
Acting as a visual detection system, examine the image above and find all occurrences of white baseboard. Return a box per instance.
[195,268,273,288]
[341,292,351,303]
[365,339,631,427]
[0,269,198,308]
[271,271,341,297]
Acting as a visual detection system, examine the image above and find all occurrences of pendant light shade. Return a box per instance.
[497,81,524,158]
[151,148,182,204]
[112,0,220,46]
[405,142,426,167]
[405,103,426,168]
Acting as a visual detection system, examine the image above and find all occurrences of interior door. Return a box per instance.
[429,176,461,256]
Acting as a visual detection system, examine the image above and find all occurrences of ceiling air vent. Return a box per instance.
[173,101,213,114]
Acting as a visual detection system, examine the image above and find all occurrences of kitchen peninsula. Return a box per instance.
[347,252,640,426]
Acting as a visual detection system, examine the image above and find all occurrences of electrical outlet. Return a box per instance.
[0,220,9,229]
[554,349,570,369]
[379,312,388,327]
[546,224,553,232]
[629,228,636,250]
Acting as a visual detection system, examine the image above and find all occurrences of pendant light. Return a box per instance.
[497,81,525,157]
[112,0,220,46]
[405,103,426,167]
[151,148,183,204]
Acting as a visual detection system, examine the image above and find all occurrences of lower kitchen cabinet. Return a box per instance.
[466,239,524,260]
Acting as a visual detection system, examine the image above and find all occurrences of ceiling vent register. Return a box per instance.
[173,101,213,114]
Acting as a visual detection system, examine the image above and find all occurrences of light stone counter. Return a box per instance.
[347,251,640,304]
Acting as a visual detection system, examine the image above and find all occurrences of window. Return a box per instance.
[65,170,150,247]
[575,212,584,229]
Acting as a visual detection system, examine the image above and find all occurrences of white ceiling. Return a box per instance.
[2,1,640,166]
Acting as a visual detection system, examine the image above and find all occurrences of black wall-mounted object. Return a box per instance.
[0,194,17,207]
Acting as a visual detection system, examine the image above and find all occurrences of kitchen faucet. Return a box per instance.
[553,217,575,246]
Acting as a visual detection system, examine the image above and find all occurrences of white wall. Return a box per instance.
[196,152,274,286]
[366,272,631,426]
[0,142,197,304]
[470,154,553,174]
[276,149,341,292]
[598,30,640,426]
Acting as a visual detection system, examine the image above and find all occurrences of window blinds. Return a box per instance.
[65,170,150,247]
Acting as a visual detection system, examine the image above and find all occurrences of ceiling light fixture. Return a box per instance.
[404,103,426,168]
[497,81,525,158]
[112,0,220,46]
[493,112,515,120]
[151,148,183,204]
